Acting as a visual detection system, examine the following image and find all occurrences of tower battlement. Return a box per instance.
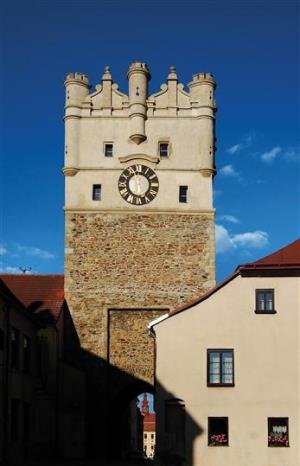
[127,61,151,79]
[65,72,90,86]
[189,72,216,85]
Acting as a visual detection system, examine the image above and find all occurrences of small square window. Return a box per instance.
[208,417,228,446]
[268,418,289,447]
[255,289,275,313]
[207,349,234,386]
[92,184,101,201]
[179,186,188,203]
[104,143,113,157]
[159,142,169,158]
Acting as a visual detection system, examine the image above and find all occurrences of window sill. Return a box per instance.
[208,444,229,447]
[255,310,277,314]
[268,444,289,447]
[207,383,235,387]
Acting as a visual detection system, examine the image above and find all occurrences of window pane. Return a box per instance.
[160,143,169,157]
[256,290,274,312]
[179,186,188,203]
[266,293,273,310]
[105,144,113,157]
[93,184,101,201]
[222,353,233,383]
[208,350,233,385]
[258,293,265,310]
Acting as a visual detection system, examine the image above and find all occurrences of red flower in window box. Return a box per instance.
[209,433,228,446]
[268,434,289,447]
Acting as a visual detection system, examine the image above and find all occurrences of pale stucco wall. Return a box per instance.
[155,274,300,466]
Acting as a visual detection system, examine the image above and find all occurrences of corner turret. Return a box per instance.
[188,72,216,107]
[64,72,90,106]
[127,62,151,144]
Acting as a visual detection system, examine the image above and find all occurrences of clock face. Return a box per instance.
[118,164,159,205]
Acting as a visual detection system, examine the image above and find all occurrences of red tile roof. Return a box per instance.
[0,274,64,320]
[241,239,300,269]
[143,413,156,432]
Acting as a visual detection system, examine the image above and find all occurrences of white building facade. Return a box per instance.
[151,240,300,466]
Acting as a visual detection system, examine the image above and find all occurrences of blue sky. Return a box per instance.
[0,0,299,282]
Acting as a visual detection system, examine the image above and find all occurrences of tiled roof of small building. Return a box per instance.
[143,413,156,432]
[241,238,300,269]
[0,274,64,320]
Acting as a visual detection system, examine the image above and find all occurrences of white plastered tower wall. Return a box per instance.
[63,64,216,213]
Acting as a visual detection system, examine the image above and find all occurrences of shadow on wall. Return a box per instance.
[63,313,204,463]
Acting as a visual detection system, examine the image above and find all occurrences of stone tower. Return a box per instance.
[63,62,217,455]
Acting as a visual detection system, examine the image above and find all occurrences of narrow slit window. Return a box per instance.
[11,328,20,370]
[23,335,31,373]
[179,186,188,203]
[159,142,169,158]
[104,143,113,157]
[92,184,102,201]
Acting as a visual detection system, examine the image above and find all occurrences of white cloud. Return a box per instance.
[15,244,54,260]
[226,133,256,155]
[220,215,240,224]
[0,244,7,255]
[283,147,300,161]
[219,164,240,178]
[261,146,282,163]
[226,144,242,155]
[232,231,269,248]
[215,224,269,254]
[0,265,24,274]
[215,225,234,253]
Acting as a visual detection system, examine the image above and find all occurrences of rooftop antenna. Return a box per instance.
[19,266,31,274]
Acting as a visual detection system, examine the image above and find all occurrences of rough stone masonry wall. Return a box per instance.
[65,211,215,382]
[108,308,167,397]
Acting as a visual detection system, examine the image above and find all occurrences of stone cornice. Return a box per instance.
[64,207,215,216]
[64,166,215,172]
